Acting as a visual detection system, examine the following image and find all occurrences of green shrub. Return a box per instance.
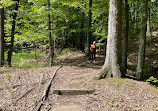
[146,76,158,88]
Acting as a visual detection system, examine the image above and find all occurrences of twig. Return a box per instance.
[14,87,34,102]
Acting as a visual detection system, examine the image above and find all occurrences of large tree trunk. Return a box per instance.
[7,1,19,66]
[0,7,4,66]
[98,0,122,79]
[122,0,129,76]
[86,0,92,56]
[47,0,54,66]
[136,0,148,80]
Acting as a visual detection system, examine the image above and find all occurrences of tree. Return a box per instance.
[147,8,151,36]
[0,7,4,66]
[47,0,54,66]
[80,12,85,51]
[136,0,148,80]
[86,0,92,56]
[7,0,20,66]
[122,0,129,76]
[98,0,122,79]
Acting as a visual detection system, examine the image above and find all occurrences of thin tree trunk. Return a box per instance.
[86,0,92,56]
[130,3,136,38]
[136,0,148,80]
[122,0,129,76]
[135,1,139,36]
[7,1,19,66]
[0,7,5,66]
[72,33,75,47]
[34,43,37,60]
[99,0,122,79]
[147,8,151,36]
[47,0,54,66]
[62,20,66,49]
[0,8,1,66]
[80,12,85,52]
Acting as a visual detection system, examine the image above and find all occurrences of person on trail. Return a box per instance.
[90,41,96,63]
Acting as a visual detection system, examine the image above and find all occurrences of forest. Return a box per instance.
[0,0,158,110]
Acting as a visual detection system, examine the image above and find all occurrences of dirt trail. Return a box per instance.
[0,54,158,111]
[0,32,158,110]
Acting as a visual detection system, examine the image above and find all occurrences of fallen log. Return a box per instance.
[34,65,63,111]
[53,89,95,95]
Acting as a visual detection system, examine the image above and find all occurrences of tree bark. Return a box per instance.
[62,19,66,49]
[47,0,54,66]
[98,0,122,79]
[7,0,19,66]
[147,8,151,36]
[122,0,129,76]
[80,12,85,52]
[136,0,148,80]
[0,7,5,66]
[86,0,92,56]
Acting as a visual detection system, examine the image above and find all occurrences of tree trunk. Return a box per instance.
[135,1,139,36]
[147,8,151,36]
[98,0,122,79]
[86,0,92,56]
[136,0,148,80]
[80,12,84,52]
[122,0,129,76]
[7,1,19,66]
[0,7,4,66]
[129,3,136,38]
[62,20,66,49]
[47,0,54,66]
[72,33,75,47]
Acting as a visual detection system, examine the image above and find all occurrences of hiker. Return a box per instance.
[90,41,96,62]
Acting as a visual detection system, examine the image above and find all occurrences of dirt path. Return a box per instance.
[40,65,158,111]
[42,65,100,111]
[0,35,158,110]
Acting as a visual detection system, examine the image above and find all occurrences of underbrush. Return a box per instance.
[146,76,158,89]
[55,48,81,57]
[4,51,45,68]
[2,48,82,68]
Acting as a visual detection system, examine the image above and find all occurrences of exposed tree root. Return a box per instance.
[33,65,63,111]
[98,67,109,79]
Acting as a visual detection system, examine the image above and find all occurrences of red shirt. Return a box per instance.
[91,44,96,52]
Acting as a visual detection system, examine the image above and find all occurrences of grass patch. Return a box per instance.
[12,51,42,62]
[4,51,44,68]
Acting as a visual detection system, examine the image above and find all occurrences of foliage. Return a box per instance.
[146,76,158,88]
[0,0,15,7]
[1,0,158,69]
[4,51,44,68]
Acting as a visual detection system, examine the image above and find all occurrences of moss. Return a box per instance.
[92,78,138,90]
[92,78,128,87]
[92,78,158,96]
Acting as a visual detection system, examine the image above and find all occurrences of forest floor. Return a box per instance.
[0,31,158,111]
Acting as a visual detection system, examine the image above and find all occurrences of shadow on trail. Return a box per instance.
[54,55,105,69]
